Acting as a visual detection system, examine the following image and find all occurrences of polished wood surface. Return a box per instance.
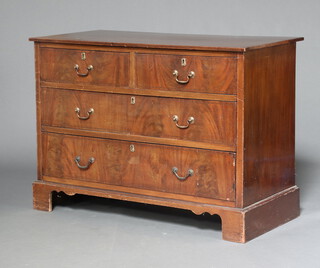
[42,126,236,152]
[30,30,303,52]
[42,133,236,201]
[40,48,130,87]
[41,88,236,147]
[243,186,300,242]
[135,53,237,94]
[241,44,296,206]
[40,81,237,101]
[30,30,303,243]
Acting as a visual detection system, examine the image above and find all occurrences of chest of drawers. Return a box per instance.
[30,30,303,243]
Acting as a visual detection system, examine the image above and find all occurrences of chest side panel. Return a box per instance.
[242,44,296,206]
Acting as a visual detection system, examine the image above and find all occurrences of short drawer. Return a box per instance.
[41,88,236,147]
[42,133,236,201]
[40,48,130,87]
[135,53,237,94]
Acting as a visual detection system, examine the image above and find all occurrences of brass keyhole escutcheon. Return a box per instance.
[181,58,186,66]
[130,144,135,152]
[81,52,86,60]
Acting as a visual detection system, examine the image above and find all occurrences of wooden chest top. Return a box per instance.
[30,30,303,52]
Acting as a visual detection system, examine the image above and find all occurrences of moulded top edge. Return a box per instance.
[29,30,304,52]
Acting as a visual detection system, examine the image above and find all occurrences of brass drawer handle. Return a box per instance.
[74,156,95,170]
[74,64,93,77]
[75,107,94,120]
[172,115,194,129]
[173,70,195,84]
[172,167,194,181]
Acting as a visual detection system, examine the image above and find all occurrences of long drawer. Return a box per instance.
[41,88,236,147]
[40,48,130,87]
[42,133,236,201]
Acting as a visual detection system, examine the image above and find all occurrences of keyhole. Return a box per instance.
[181,58,186,66]
[130,144,135,152]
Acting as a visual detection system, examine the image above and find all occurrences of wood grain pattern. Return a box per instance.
[42,126,236,152]
[41,88,236,147]
[40,48,130,87]
[29,30,303,52]
[40,81,237,101]
[242,44,296,206]
[135,53,237,94]
[42,133,236,201]
[39,42,239,57]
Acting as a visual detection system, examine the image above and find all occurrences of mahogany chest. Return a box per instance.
[30,30,303,242]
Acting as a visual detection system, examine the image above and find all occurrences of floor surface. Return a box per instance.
[0,158,319,268]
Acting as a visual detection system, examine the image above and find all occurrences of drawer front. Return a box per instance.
[42,133,236,201]
[40,48,130,87]
[41,88,236,147]
[135,53,237,94]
